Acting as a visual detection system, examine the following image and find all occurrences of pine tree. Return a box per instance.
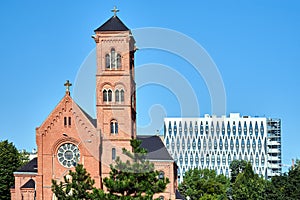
[52,164,105,199]
[103,139,170,200]
[0,140,23,200]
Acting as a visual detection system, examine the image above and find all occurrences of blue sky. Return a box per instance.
[0,1,299,169]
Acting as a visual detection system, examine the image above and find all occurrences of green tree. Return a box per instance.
[178,168,229,200]
[52,164,105,199]
[103,139,170,200]
[264,160,300,200]
[231,162,267,200]
[264,175,287,200]
[0,140,23,200]
[284,160,300,200]
[229,160,247,183]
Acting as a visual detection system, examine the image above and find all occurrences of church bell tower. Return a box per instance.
[93,7,137,177]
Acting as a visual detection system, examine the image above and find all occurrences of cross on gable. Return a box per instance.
[64,80,72,94]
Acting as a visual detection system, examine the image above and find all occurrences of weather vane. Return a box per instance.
[111,6,119,17]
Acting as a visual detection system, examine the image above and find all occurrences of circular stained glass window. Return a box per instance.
[57,143,80,168]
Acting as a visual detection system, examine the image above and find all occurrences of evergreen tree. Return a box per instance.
[0,140,23,200]
[52,164,105,199]
[178,168,229,200]
[103,139,170,200]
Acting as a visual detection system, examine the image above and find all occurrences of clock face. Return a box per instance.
[57,143,80,168]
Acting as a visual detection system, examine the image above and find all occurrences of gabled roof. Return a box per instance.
[77,104,97,127]
[94,16,129,32]
[38,93,96,131]
[21,179,35,189]
[137,135,173,161]
[16,158,37,173]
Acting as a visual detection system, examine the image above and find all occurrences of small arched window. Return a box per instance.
[120,89,124,102]
[115,89,124,103]
[115,90,120,102]
[108,90,112,102]
[105,54,110,69]
[158,171,165,179]
[103,90,108,102]
[112,148,116,160]
[117,54,122,69]
[159,196,164,200]
[110,120,118,134]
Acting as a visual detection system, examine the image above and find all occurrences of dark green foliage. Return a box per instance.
[264,175,286,200]
[52,164,104,199]
[178,168,229,200]
[229,160,247,183]
[268,160,300,200]
[0,140,23,200]
[285,161,300,200]
[231,162,266,200]
[103,139,170,200]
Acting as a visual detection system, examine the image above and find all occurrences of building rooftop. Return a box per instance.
[94,15,129,32]
[15,157,37,173]
[137,135,173,161]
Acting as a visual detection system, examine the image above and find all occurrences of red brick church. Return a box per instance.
[10,9,182,200]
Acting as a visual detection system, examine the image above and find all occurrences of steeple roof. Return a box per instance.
[94,16,129,32]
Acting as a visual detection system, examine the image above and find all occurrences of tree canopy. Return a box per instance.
[103,139,170,200]
[229,160,247,183]
[52,164,104,199]
[231,162,266,200]
[0,140,24,200]
[267,160,300,200]
[178,168,229,200]
[178,160,300,200]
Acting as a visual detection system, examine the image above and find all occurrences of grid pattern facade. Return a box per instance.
[163,113,281,182]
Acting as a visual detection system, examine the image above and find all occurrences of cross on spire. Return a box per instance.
[64,80,72,95]
[111,6,119,17]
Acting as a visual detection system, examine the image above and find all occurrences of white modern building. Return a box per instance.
[163,113,281,182]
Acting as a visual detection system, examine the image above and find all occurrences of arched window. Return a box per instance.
[111,48,116,69]
[112,148,116,160]
[103,90,107,102]
[115,90,120,102]
[117,54,122,69]
[110,120,118,134]
[159,196,164,200]
[115,89,124,103]
[105,54,110,69]
[158,171,165,179]
[108,90,112,102]
[120,89,124,102]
